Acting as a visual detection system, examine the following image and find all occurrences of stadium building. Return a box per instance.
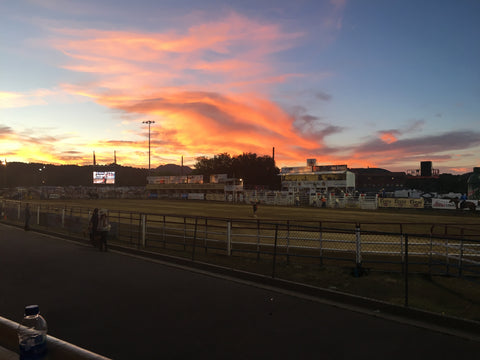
[279,160,355,205]
[146,174,244,201]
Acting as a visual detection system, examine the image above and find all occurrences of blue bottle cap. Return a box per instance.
[24,305,39,316]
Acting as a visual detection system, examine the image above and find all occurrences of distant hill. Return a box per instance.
[155,164,192,176]
[0,162,193,187]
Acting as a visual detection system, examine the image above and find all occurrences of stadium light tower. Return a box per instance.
[142,120,155,171]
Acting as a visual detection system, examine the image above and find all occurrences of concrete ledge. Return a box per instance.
[0,316,110,360]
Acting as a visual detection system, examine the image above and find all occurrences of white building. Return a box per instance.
[280,160,355,204]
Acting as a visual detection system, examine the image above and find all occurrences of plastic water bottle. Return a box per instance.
[17,305,48,360]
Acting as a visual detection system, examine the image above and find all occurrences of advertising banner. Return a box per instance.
[431,198,457,210]
[432,198,479,210]
[378,198,424,208]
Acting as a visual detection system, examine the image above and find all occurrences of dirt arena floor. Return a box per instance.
[39,198,479,224]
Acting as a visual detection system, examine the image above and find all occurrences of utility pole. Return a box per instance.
[142,120,155,171]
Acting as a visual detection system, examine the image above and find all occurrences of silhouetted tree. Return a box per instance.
[192,152,280,189]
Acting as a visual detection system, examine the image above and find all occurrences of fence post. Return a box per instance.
[444,226,449,275]
[286,220,290,264]
[353,223,363,277]
[191,217,198,261]
[400,224,404,273]
[404,234,409,307]
[227,221,231,256]
[141,214,146,248]
[458,230,464,277]
[162,215,166,248]
[256,219,261,261]
[183,217,187,251]
[428,225,434,275]
[129,213,133,244]
[318,221,323,266]
[204,218,208,253]
[272,224,279,278]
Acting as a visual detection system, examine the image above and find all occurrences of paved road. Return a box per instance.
[1,223,479,359]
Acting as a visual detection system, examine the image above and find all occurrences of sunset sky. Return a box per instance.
[1,0,479,174]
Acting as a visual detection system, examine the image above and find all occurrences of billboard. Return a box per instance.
[147,175,204,185]
[93,171,115,185]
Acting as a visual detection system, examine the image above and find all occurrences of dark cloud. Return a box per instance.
[292,106,343,140]
[301,114,318,124]
[315,91,332,102]
[376,119,425,140]
[355,130,480,154]
[61,150,82,155]
[0,125,14,139]
[0,125,14,133]
[403,119,425,133]
[25,135,61,145]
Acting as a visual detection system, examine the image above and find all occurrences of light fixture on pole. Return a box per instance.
[142,120,155,170]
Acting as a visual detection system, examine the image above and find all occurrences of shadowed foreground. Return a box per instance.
[0,224,479,359]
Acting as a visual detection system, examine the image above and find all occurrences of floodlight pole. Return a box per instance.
[142,120,155,171]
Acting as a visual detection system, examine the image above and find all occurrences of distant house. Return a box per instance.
[349,168,407,193]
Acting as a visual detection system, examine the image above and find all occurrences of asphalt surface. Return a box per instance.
[1,223,479,359]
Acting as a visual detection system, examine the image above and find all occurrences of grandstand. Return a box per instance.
[279,160,355,205]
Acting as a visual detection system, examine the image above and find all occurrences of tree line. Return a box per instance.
[191,153,280,189]
[0,156,471,193]
[0,153,281,189]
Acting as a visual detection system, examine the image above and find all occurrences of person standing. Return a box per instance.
[97,209,110,252]
[89,208,99,246]
[252,202,258,217]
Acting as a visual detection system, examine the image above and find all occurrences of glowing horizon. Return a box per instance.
[1,1,479,174]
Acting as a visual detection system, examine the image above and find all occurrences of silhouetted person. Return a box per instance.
[321,196,327,208]
[97,210,110,252]
[89,208,99,246]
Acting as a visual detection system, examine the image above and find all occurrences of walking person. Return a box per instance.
[252,202,258,218]
[88,208,99,247]
[97,209,110,252]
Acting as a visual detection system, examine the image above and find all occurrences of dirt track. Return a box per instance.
[38,198,478,222]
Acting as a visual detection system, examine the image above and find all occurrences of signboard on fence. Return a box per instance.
[431,198,457,210]
[431,198,480,210]
[378,198,424,208]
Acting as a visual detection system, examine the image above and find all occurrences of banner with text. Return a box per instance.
[378,198,425,209]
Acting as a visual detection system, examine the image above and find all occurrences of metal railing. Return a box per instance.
[2,200,479,280]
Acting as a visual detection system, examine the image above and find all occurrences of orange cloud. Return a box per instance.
[41,12,328,167]
[7,8,472,173]
[379,132,398,144]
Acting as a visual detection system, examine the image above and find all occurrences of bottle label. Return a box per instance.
[19,334,47,360]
